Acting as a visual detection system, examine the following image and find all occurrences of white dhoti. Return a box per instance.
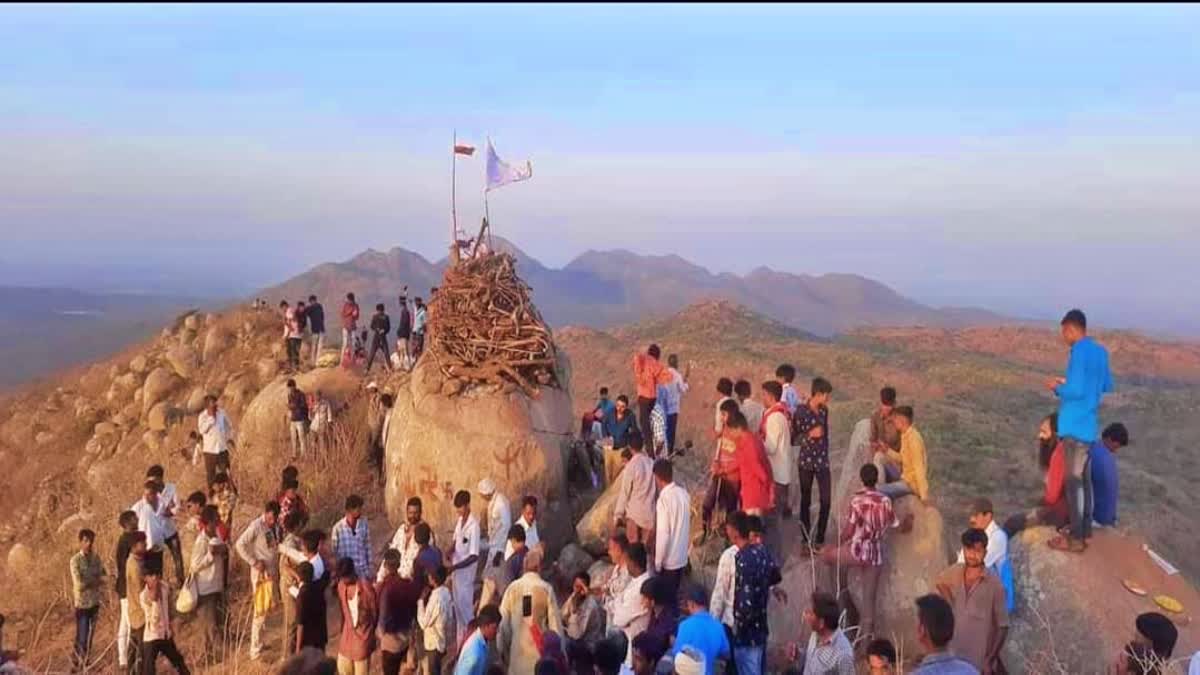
[452,566,477,645]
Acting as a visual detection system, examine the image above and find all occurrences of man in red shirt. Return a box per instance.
[819,464,897,643]
[632,344,673,440]
[340,292,361,358]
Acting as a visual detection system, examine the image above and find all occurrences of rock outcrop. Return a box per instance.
[384,358,574,556]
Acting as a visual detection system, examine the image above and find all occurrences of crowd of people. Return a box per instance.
[5,301,1186,675]
[277,291,431,375]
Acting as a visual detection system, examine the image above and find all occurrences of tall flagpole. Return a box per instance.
[451,129,458,249]
[484,137,494,249]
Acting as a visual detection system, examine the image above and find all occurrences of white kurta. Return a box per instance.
[486,493,513,560]
[504,516,539,559]
[762,406,793,485]
[452,513,481,644]
[498,571,564,675]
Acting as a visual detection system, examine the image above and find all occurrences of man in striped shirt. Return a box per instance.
[819,464,897,643]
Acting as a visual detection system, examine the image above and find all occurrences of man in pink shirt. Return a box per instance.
[632,344,673,441]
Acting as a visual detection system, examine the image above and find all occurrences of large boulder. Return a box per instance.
[147,401,180,431]
[873,500,949,647]
[576,482,620,556]
[385,359,574,556]
[130,354,149,374]
[142,366,181,416]
[1004,527,1200,673]
[222,373,258,415]
[165,344,200,379]
[184,387,208,414]
[202,325,234,363]
[236,368,360,476]
[6,543,34,576]
[555,543,596,583]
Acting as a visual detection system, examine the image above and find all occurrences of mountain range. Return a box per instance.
[261,237,1011,335]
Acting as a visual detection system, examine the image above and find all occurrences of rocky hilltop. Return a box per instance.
[0,298,1197,671]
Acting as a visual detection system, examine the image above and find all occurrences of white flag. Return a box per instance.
[485,139,532,192]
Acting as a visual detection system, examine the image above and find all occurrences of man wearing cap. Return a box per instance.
[958,497,1014,614]
[671,585,729,675]
[478,479,512,609]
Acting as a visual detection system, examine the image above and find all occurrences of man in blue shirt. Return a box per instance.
[1090,423,1129,528]
[453,604,500,675]
[671,585,730,675]
[1046,309,1112,553]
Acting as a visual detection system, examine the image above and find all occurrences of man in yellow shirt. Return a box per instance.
[874,406,929,505]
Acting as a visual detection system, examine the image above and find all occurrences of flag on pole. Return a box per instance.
[454,142,476,156]
[485,139,532,192]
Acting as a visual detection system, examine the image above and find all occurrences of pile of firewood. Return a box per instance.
[427,252,560,396]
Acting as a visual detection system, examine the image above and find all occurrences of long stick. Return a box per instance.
[484,189,493,249]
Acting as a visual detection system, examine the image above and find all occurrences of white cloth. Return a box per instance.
[418,585,453,653]
[663,368,689,415]
[377,522,429,581]
[453,513,482,643]
[486,493,513,558]
[762,407,793,485]
[154,482,180,538]
[602,563,632,633]
[505,516,539,559]
[956,520,1009,570]
[740,398,765,436]
[654,482,691,573]
[614,453,656,531]
[612,571,652,665]
[190,533,225,596]
[131,498,170,550]
[198,409,233,455]
[709,545,737,627]
[485,139,533,191]
[714,396,733,433]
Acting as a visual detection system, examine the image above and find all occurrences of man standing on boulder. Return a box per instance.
[614,433,656,547]
[633,344,673,440]
[1045,308,1112,553]
[198,395,234,490]
[653,459,690,601]
[759,381,792,556]
[340,292,361,359]
[793,377,834,553]
[396,289,413,370]
[663,355,690,453]
[286,379,309,459]
[306,295,325,367]
[411,297,428,363]
[366,303,393,373]
[281,300,303,373]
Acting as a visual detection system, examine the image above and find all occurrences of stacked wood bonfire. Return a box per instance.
[426,251,560,396]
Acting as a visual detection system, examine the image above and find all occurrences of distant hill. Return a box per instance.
[260,238,1013,335]
[0,287,208,389]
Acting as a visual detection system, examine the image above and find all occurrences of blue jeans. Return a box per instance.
[877,480,913,500]
[74,605,99,666]
[733,645,765,675]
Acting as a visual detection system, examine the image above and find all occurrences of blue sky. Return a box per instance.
[1,4,1198,333]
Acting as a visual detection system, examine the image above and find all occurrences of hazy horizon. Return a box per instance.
[3,4,1198,335]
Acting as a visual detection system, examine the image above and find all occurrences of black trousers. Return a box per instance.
[798,467,832,545]
[636,397,655,443]
[702,475,740,527]
[143,638,190,675]
[366,334,392,372]
[202,451,231,489]
[163,534,184,585]
[382,649,408,675]
[286,337,302,370]
[127,630,144,675]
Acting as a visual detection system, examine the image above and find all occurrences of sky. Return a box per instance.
[1,4,1198,333]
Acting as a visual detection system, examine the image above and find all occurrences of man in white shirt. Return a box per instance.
[735,380,765,435]
[611,543,652,666]
[759,382,793,553]
[144,465,184,584]
[776,364,803,414]
[235,501,281,660]
[653,460,691,601]
[709,513,741,634]
[497,548,563,674]
[505,496,540,559]
[190,505,227,656]
[600,534,633,634]
[130,480,171,579]
[377,496,432,582]
[613,434,656,546]
[663,355,690,453]
[197,396,234,489]
[448,490,481,644]
[958,497,1014,613]
[418,564,453,674]
[478,479,512,569]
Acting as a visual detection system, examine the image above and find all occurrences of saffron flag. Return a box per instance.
[485,139,532,191]
[454,142,476,156]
